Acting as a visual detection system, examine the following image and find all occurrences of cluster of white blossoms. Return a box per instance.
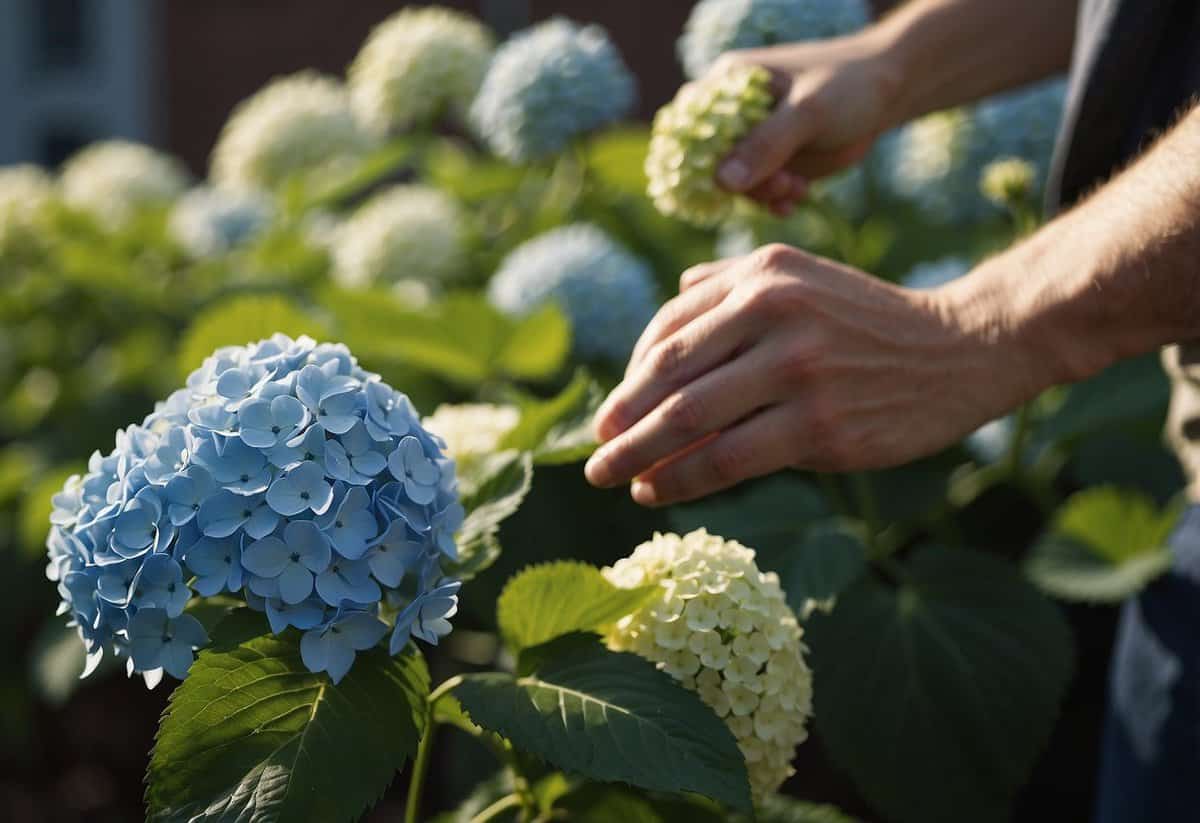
[678,0,870,79]
[331,185,467,290]
[349,6,494,136]
[0,165,53,251]
[423,403,519,465]
[211,71,375,191]
[60,141,189,226]
[979,156,1037,209]
[604,529,813,798]
[470,18,636,162]
[169,186,274,259]
[646,64,774,227]
[487,223,658,365]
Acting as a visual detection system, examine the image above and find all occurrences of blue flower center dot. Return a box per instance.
[242,509,252,518]
[240,474,249,482]
[290,553,300,562]
[300,492,310,501]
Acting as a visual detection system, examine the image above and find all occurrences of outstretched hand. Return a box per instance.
[584,245,1041,506]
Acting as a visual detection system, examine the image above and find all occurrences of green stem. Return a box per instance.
[850,472,882,555]
[404,718,437,823]
[470,793,524,823]
[1007,403,1033,479]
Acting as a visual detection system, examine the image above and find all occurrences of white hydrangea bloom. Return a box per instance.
[211,71,375,190]
[60,141,188,226]
[470,18,635,162]
[605,529,813,798]
[900,256,971,290]
[487,223,658,365]
[0,164,53,250]
[169,186,274,258]
[331,185,467,289]
[349,6,494,136]
[678,0,870,79]
[424,403,519,462]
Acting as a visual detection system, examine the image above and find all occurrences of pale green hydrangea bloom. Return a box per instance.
[604,528,813,799]
[980,156,1037,208]
[331,184,467,289]
[424,403,520,463]
[211,71,375,190]
[348,6,494,136]
[646,64,775,227]
[0,164,53,250]
[60,141,188,226]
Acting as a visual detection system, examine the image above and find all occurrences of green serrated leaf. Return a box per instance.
[497,561,656,653]
[145,610,429,823]
[782,520,867,614]
[453,637,752,813]
[177,294,329,380]
[497,302,571,381]
[501,370,603,465]
[449,450,533,580]
[1024,486,1178,602]
[807,546,1074,823]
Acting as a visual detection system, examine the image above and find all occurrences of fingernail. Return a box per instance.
[584,453,606,485]
[630,480,654,506]
[718,159,750,190]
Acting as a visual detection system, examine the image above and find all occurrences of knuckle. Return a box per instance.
[649,335,690,377]
[660,391,707,437]
[770,340,820,385]
[755,243,795,270]
[706,439,749,483]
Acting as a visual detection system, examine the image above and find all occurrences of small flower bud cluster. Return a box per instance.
[604,529,813,798]
[646,64,774,227]
[331,185,467,290]
[349,6,494,136]
[60,141,189,227]
[979,157,1036,209]
[211,72,375,191]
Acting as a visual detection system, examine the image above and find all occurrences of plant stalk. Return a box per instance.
[469,792,523,823]
[404,720,436,823]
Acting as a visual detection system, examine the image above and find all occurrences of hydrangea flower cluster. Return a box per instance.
[979,156,1037,208]
[900,256,971,291]
[349,6,494,136]
[646,64,774,227]
[470,18,636,162]
[604,529,813,799]
[60,141,189,226]
[169,186,274,259]
[487,223,658,365]
[423,403,519,474]
[0,164,53,252]
[211,72,375,191]
[678,0,870,79]
[331,185,467,290]
[46,334,463,686]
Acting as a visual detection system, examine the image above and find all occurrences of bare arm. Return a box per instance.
[715,0,1079,207]
[585,103,1200,506]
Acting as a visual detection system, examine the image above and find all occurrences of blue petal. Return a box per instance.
[242,536,289,577]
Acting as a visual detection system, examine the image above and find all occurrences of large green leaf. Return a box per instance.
[453,636,752,813]
[145,610,429,823]
[501,370,603,465]
[178,294,329,379]
[782,520,868,614]
[449,450,533,580]
[1025,486,1179,603]
[496,302,571,381]
[1037,353,1169,444]
[496,561,656,652]
[807,546,1073,823]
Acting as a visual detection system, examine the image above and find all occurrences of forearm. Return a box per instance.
[947,104,1200,396]
[873,0,1078,126]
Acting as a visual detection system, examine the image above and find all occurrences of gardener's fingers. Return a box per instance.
[625,266,737,377]
[629,404,798,506]
[678,259,730,291]
[784,139,874,181]
[717,98,819,193]
[585,343,776,488]
[597,298,750,443]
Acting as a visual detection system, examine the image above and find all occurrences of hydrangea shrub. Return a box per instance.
[60,140,189,226]
[604,528,814,798]
[331,184,467,289]
[646,64,774,226]
[487,223,658,365]
[678,0,870,79]
[0,164,53,252]
[46,334,462,686]
[211,71,375,191]
[349,6,494,135]
[471,17,636,162]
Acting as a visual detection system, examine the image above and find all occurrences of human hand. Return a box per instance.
[710,31,901,215]
[583,245,1046,506]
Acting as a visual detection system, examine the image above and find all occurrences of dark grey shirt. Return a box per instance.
[1048,0,1200,492]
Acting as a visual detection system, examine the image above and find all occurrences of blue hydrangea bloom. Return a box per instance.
[678,0,870,79]
[169,186,274,259]
[487,223,659,366]
[470,18,635,162]
[46,334,463,686]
